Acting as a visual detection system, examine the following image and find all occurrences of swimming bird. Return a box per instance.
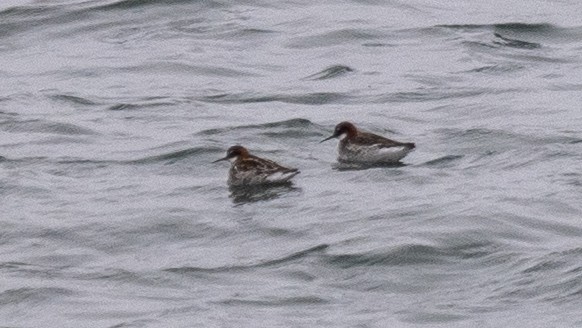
[213,145,300,186]
[321,121,415,164]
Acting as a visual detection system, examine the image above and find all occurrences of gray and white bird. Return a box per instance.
[214,145,299,186]
[321,121,415,164]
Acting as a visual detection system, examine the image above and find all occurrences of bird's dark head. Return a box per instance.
[320,121,358,143]
[213,145,250,163]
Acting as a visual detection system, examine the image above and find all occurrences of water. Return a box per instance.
[1,0,582,326]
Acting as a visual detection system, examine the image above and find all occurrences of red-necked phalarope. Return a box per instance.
[213,145,300,186]
[321,121,415,164]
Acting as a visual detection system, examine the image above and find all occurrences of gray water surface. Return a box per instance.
[1,0,582,327]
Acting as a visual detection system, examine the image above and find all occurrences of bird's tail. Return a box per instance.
[404,142,416,150]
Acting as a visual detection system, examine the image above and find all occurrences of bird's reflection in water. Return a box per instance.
[229,182,301,205]
[332,161,407,171]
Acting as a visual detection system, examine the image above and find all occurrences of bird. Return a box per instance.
[213,145,300,186]
[321,121,415,164]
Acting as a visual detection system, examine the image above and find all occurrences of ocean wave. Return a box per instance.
[165,244,329,274]
[303,65,354,81]
[200,92,351,105]
[322,241,498,268]
[0,118,98,136]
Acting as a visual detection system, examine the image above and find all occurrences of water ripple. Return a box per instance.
[200,92,351,105]
[0,287,74,306]
[218,295,329,307]
[493,33,541,49]
[303,65,354,80]
[0,118,97,135]
[198,118,319,139]
[165,244,329,274]
[287,28,386,48]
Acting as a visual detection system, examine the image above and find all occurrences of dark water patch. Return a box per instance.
[110,319,160,328]
[0,5,60,38]
[439,23,582,61]
[522,259,567,274]
[549,83,582,92]
[0,261,28,270]
[493,33,541,49]
[247,118,314,129]
[0,110,18,119]
[362,42,395,47]
[437,23,556,33]
[108,103,142,111]
[465,64,525,74]
[200,93,281,104]
[53,158,119,168]
[0,287,74,306]
[497,151,547,171]
[522,248,582,275]
[208,28,279,40]
[0,3,109,42]
[325,239,502,269]
[229,184,301,205]
[557,172,582,188]
[93,0,211,12]
[200,92,351,105]
[169,17,219,34]
[0,180,52,199]
[49,94,99,106]
[490,247,582,305]
[287,28,385,48]
[461,40,497,50]
[400,311,467,324]
[256,118,323,139]
[168,18,278,41]
[0,260,67,279]
[121,62,260,78]
[50,146,219,167]
[303,65,354,81]
[421,155,464,167]
[130,147,219,165]
[228,27,276,38]
[165,244,329,274]
[78,268,172,287]
[372,89,488,103]
[106,97,177,111]
[259,130,323,139]
[35,227,87,247]
[218,295,329,307]
[504,212,582,239]
[439,128,531,147]
[283,92,351,105]
[464,41,568,63]
[197,118,316,136]
[332,161,407,171]
[0,118,97,135]
[459,36,570,64]
[493,23,556,32]
[121,218,238,245]
[0,5,49,17]
[435,235,501,260]
[324,244,451,268]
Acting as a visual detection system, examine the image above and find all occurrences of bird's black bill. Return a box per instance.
[320,135,336,143]
[212,157,228,163]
